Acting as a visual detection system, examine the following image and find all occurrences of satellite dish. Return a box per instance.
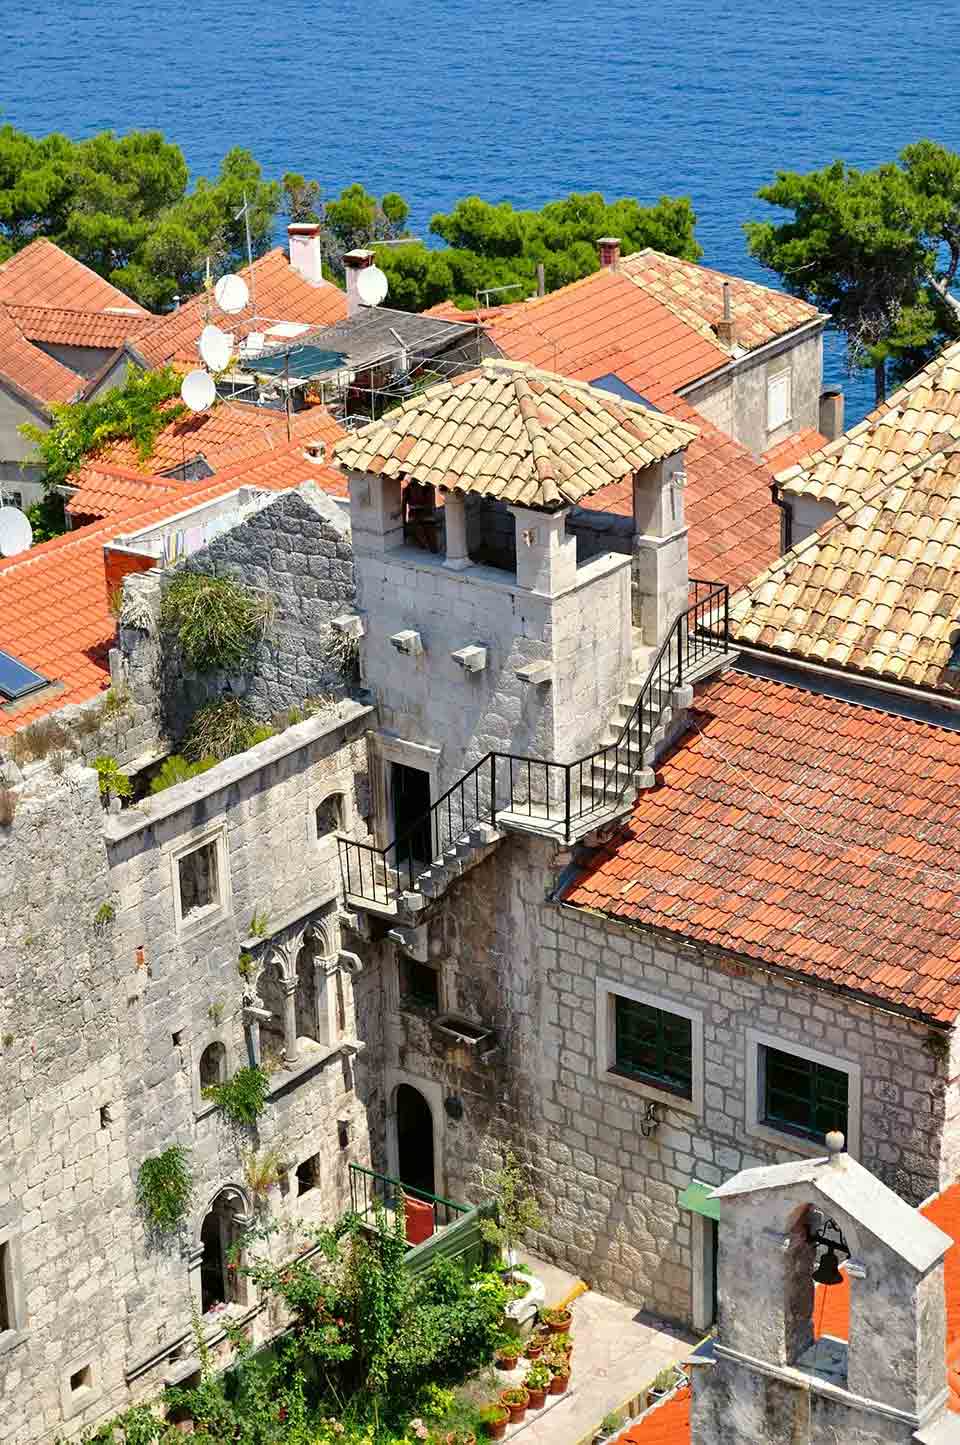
[198,324,233,372]
[0,507,33,557]
[214,273,250,315]
[180,369,217,412]
[356,265,389,307]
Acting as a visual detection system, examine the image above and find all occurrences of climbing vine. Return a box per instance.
[136,1145,194,1232]
[203,1066,270,1126]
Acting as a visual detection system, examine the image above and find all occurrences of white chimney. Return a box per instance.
[597,236,621,270]
[344,249,375,317]
[288,223,325,287]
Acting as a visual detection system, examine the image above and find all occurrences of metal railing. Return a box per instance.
[348,1162,471,1233]
[338,579,728,905]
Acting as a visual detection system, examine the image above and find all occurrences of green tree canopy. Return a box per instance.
[0,126,279,309]
[374,190,701,313]
[746,144,960,403]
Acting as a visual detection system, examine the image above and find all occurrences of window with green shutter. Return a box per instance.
[612,995,693,1098]
[761,1045,848,1142]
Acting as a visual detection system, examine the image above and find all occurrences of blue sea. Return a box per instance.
[3,0,958,424]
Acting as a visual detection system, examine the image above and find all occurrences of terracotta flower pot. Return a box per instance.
[485,1416,508,1441]
[500,1389,529,1424]
[545,1311,571,1334]
[525,1341,543,1359]
[497,1352,519,1371]
[549,1372,570,1395]
[527,1386,547,1409]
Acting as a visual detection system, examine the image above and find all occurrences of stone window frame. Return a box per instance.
[595,976,704,1118]
[392,946,450,1018]
[169,825,231,938]
[59,1352,100,1421]
[766,368,792,434]
[745,1028,862,1159]
[192,1032,233,1118]
[0,1225,26,1358]
[311,780,351,849]
[370,735,442,852]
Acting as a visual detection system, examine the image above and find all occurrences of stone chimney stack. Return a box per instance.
[715,282,736,348]
[344,249,375,317]
[287,223,325,287]
[819,387,844,441]
[597,237,621,271]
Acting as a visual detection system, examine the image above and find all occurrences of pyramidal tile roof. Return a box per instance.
[619,249,823,354]
[333,359,697,511]
[730,448,960,692]
[776,338,960,509]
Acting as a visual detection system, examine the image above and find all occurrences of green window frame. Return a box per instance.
[761,1045,848,1143]
[613,995,693,1098]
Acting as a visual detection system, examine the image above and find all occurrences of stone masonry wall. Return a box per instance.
[0,704,385,1442]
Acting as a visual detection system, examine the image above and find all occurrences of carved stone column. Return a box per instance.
[282,978,299,1065]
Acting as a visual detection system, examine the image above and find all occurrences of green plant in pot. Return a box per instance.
[495,1331,521,1370]
[524,1362,550,1408]
[499,1386,529,1424]
[546,1350,571,1394]
[649,1366,679,1400]
[479,1404,509,1441]
[480,1147,543,1270]
[541,1304,572,1334]
[524,1334,543,1359]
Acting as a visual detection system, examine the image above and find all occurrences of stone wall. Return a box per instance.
[0,703,385,1441]
[685,327,825,459]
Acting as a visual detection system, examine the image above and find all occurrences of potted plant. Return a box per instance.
[540,1305,572,1334]
[648,1366,680,1404]
[496,1336,521,1370]
[524,1335,543,1360]
[551,1331,573,1359]
[547,1353,571,1395]
[524,1363,550,1409]
[479,1405,509,1441]
[480,1149,543,1269]
[596,1412,623,1444]
[500,1386,530,1424]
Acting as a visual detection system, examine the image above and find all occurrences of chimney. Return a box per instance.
[819,386,844,441]
[287,223,325,287]
[715,282,736,348]
[344,248,375,317]
[597,237,621,271]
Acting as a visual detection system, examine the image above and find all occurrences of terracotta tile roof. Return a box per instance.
[777,339,960,509]
[0,306,82,407]
[92,399,344,480]
[423,299,531,324]
[0,239,147,315]
[563,668,960,1024]
[5,303,154,350]
[65,463,180,521]
[762,428,829,472]
[615,1386,690,1445]
[730,449,960,692]
[0,429,349,734]
[577,394,781,591]
[485,270,728,404]
[619,249,823,355]
[135,248,348,369]
[333,359,697,511]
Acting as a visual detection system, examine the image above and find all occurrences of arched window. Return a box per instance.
[198,1041,226,1092]
[316,794,344,839]
[198,1189,248,1314]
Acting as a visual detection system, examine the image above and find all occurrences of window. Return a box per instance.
[612,995,693,1097]
[0,1243,10,1333]
[297,1155,320,1196]
[399,957,440,1012]
[316,794,344,838]
[767,371,792,432]
[70,1364,93,1394]
[99,1104,112,1129]
[761,1045,848,1143]
[178,840,219,920]
[338,1119,350,1150]
[199,1041,226,1092]
[60,1355,98,1418]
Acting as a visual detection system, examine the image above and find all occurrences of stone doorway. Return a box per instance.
[199,1191,245,1314]
[396,1083,435,1195]
[392,762,432,870]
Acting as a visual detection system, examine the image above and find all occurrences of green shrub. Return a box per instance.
[150,754,217,793]
[160,572,272,673]
[94,754,132,798]
[203,1066,270,1126]
[183,699,273,762]
[137,1145,193,1232]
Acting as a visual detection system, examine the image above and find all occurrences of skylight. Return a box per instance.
[589,372,660,410]
[0,649,49,702]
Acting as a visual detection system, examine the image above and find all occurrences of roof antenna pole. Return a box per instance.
[239,191,258,319]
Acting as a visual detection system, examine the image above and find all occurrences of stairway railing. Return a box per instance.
[338,579,728,905]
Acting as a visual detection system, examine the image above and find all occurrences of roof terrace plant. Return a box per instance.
[161,573,273,675]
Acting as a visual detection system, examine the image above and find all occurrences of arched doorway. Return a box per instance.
[199,1190,247,1314]
[395,1083,434,1195]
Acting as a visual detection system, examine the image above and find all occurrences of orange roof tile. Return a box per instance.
[65,463,180,521]
[619,249,822,354]
[0,238,147,315]
[614,1386,691,1445]
[762,428,829,472]
[563,668,960,1024]
[0,306,82,407]
[135,248,348,369]
[92,399,344,481]
[0,427,349,734]
[5,303,154,351]
[487,270,728,404]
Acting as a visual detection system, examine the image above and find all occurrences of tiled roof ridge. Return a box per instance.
[776,336,960,490]
[513,370,562,507]
[487,357,698,434]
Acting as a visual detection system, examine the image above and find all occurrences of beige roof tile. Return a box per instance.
[731,448,960,692]
[333,360,697,511]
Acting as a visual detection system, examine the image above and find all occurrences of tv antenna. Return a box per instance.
[0,506,33,557]
[180,369,217,412]
[356,265,389,308]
